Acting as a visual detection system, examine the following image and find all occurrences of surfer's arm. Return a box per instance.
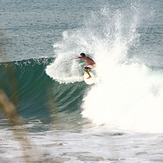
[71,57,82,59]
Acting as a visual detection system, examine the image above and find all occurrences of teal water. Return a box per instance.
[0,0,163,162]
[0,58,86,117]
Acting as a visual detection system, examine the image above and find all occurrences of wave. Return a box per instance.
[1,2,162,133]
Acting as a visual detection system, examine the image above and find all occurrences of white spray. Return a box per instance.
[46,6,163,133]
[81,8,163,133]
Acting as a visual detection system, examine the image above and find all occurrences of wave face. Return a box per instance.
[46,3,163,133]
[0,58,86,120]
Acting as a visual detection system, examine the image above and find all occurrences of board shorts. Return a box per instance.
[84,65,95,70]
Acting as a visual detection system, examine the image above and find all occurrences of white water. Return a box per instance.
[82,62,163,133]
[81,8,163,133]
[46,6,163,133]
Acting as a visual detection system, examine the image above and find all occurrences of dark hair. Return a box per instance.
[80,53,85,57]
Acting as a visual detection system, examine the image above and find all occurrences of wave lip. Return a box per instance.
[46,60,83,84]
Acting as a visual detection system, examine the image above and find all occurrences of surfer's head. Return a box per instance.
[80,53,86,57]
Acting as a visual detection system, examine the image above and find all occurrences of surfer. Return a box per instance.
[72,53,96,79]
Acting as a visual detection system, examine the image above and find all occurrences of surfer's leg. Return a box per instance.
[86,70,92,79]
[84,66,92,79]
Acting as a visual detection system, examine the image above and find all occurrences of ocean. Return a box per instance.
[0,0,163,162]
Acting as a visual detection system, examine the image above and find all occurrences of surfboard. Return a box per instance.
[83,71,95,85]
